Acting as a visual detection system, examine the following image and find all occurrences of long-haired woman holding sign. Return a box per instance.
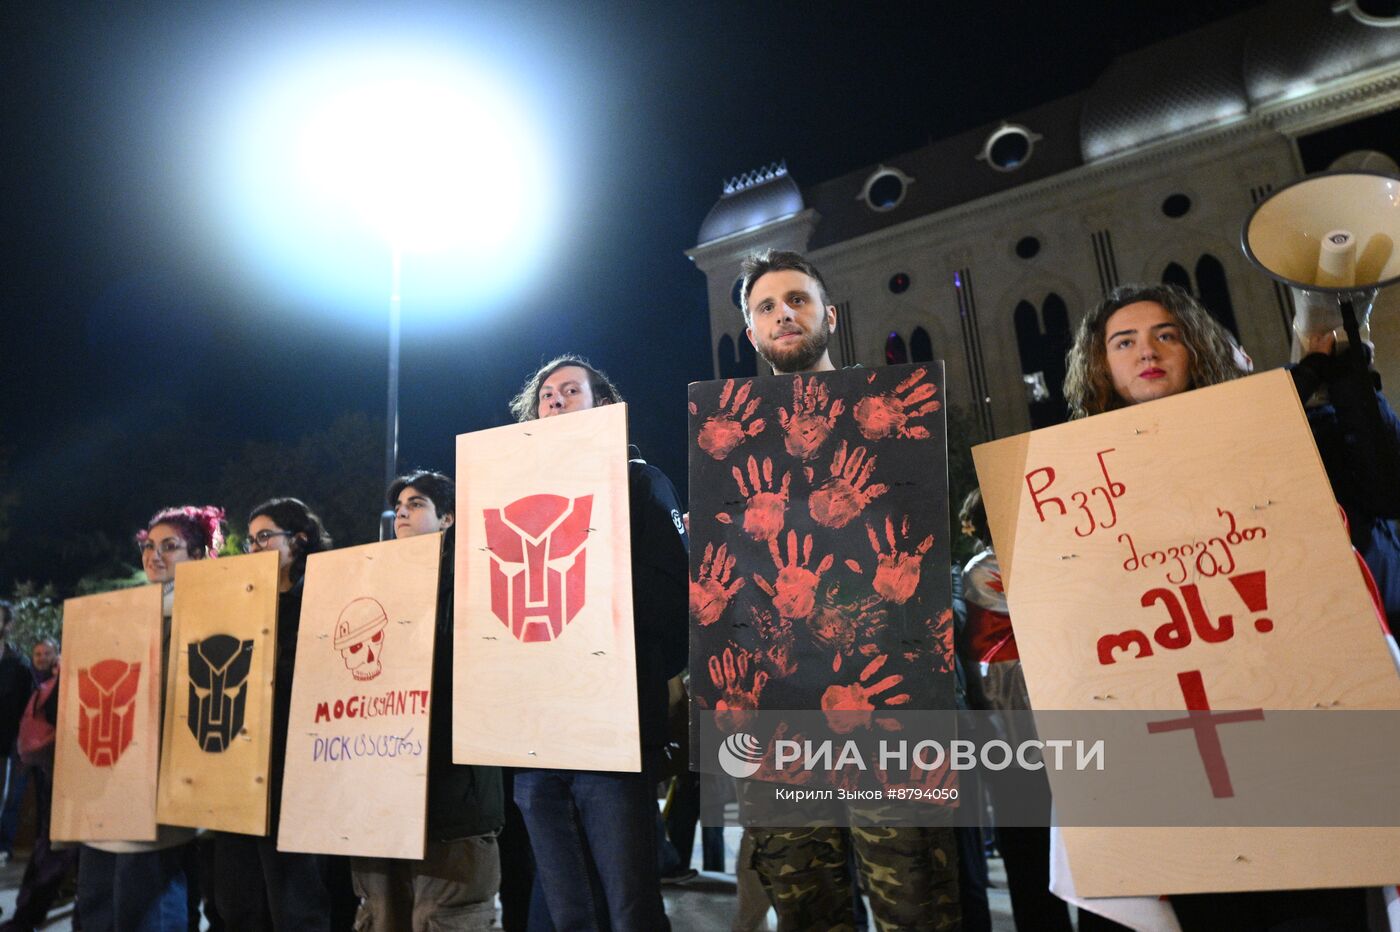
[77,505,224,932]
[1064,283,1372,932]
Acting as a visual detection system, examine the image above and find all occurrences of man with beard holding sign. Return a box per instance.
[734,249,959,932]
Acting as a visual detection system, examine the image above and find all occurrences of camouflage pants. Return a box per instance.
[747,824,959,932]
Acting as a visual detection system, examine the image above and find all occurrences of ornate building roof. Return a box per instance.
[1082,0,1400,162]
[696,162,804,245]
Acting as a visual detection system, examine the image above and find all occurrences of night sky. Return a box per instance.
[1,1,1261,588]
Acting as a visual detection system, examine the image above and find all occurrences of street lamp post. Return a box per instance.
[220,44,556,546]
[379,245,402,540]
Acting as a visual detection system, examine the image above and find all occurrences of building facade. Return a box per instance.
[688,0,1400,443]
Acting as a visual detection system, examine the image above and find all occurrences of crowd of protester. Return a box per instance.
[0,248,1395,932]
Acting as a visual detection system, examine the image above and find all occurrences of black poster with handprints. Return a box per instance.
[689,364,953,728]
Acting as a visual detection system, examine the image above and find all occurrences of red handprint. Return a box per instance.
[809,585,887,672]
[809,441,889,528]
[692,379,766,460]
[866,515,934,604]
[923,609,955,673]
[753,530,834,620]
[750,605,798,677]
[853,367,940,440]
[778,374,845,460]
[716,455,791,542]
[691,543,745,626]
[707,647,768,728]
[820,653,910,733]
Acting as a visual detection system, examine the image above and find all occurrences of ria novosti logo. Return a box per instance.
[718,732,765,778]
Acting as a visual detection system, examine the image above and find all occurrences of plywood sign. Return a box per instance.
[454,403,638,771]
[972,369,1400,896]
[278,533,440,858]
[51,584,164,843]
[157,551,279,834]
[688,366,954,721]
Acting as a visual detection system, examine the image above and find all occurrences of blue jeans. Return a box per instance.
[77,845,188,932]
[515,768,668,932]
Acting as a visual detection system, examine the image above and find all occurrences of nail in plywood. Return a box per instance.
[453,403,639,772]
[277,533,440,858]
[972,370,1400,896]
[51,584,164,843]
[156,551,279,835]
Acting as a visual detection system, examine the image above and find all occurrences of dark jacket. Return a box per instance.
[267,578,304,835]
[428,527,504,840]
[627,454,690,752]
[1294,352,1400,628]
[0,643,35,756]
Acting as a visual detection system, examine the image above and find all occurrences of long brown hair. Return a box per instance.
[1064,284,1241,418]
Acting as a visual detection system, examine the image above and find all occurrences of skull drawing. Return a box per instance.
[333,597,389,681]
[482,494,593,643]
[186,634,254,753]
[77,659,142,767]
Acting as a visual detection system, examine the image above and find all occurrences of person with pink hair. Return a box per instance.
[76,504,224,932]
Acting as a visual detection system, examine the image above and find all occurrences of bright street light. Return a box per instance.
[213,35,559,538]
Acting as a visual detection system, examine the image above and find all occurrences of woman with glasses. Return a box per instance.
[215,497,346,931]
[77,505,224,932]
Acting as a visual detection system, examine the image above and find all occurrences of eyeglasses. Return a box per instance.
[243,529,293,553]
[138,538,187,557]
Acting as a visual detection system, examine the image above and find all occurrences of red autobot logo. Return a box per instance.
[483,494,593,642]
[77,659,142,767]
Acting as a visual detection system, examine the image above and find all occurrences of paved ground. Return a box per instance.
[0,827,1019,930]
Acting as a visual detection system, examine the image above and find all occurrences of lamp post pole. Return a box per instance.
[379,245,402,541]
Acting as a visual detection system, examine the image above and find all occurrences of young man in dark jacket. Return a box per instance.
[350,472,505,931]
[506,355,689,932]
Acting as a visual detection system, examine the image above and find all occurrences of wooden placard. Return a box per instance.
[277,534,440,858]
[50,584,164,843]
[688,366,954,720]
[972,369,1400,896]
[156,551,279,834]
[453,403,639,772]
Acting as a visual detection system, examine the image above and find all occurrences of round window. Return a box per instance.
[859,165,914,212]
[889,273,910,294]
[1015,236,1041,260]
[1162,194,1192,219]
[980,124,1040,173]
[1347,0,1400,24]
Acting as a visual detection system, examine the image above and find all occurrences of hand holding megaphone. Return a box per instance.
[1242,171,1400,357]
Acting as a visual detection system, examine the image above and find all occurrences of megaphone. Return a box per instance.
[1242,170,1400,351]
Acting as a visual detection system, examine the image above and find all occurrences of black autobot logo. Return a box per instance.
[186,634,254,753]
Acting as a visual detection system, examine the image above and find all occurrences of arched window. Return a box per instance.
[885,332,908,366]
[1195,254,1239,338]
[718,333,758,378]
[910,327,934,363]
[1162,263,1191,292]
[736,332,758,377]
[1013,294,1072,428]
[1161,258,1239,339]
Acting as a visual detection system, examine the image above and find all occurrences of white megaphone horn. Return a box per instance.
[1241,170,1400,353]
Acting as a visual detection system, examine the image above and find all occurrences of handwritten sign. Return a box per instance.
[277,534,440,858]
[51,584,164,843]
[973,369,1400,896]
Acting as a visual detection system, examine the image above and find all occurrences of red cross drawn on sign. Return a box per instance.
[1146,669,1265,798]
